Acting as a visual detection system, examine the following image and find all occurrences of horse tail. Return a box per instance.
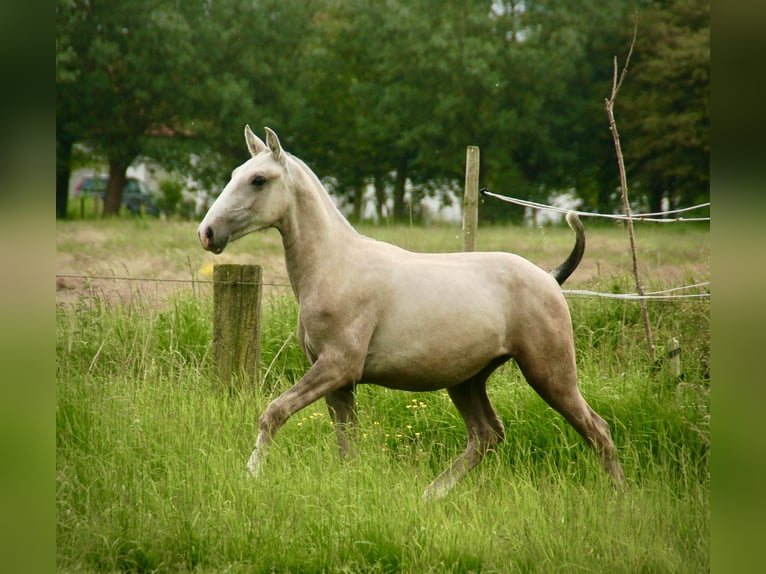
[550,211,585,286]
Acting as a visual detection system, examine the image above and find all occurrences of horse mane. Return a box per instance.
[287,152,360,236]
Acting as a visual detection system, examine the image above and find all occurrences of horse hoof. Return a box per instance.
[247,451,263,477]
[422,484,449,502]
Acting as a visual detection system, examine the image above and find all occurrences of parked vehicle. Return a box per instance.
[73,175,159,216]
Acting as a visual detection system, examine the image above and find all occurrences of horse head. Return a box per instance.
[198,125,291,253]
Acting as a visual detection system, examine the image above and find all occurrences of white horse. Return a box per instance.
[198,126,624,499]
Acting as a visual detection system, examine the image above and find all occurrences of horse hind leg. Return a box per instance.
[325,384,358,458]
[423,372,506,501]
[582,403,625,484]
[519,357,625,485]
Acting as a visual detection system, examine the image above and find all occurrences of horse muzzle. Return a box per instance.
[198,224,228,254]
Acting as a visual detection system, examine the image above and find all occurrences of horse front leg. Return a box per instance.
[247,355,359,476]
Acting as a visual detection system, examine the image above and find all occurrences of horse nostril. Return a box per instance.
[199,226,215,250]
[199,224,226,253]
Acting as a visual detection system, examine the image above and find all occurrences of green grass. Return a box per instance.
[56,220,709,572]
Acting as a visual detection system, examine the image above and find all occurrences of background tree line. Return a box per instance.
[56,0,709,222]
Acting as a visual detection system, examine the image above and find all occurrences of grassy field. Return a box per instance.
[56,218,710,572]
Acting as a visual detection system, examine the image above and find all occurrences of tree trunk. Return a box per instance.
[56,136,74,219]
[392,157,409,222]
[351,178,364,222]
[648,185,664,215]
[373,172,387,220]
[103,158,130,216]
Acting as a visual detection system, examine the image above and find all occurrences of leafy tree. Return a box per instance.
[480,0,637,220]
[56,0,707,223]
[619,0,710,212]
[57,0,207,215]
[56,0,348,218]
[56,0,86,218]
[295,1,509,221]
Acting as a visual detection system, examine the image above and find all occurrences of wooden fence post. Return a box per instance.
[463,146,480,252]
[212,264,262,386]
[668,337,681,380]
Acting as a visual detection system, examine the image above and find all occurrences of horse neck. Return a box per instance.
[277,157,358,296]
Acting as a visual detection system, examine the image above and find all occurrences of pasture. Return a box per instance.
[56,218,710,572]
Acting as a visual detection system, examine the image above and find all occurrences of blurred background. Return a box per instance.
[56,0,709,224]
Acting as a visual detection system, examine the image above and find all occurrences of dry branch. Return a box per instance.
[605,13,656,362]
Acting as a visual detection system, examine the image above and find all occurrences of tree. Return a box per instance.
[299,0,635,223]
[57,0,705,222]
[619,0,710,212]
[57,0,341,218]
[481,0,638,220]
[57,0,207,215]
[295,0,506,221]
[56,0,85,218]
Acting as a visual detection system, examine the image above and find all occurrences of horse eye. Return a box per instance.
[252,176,267,187]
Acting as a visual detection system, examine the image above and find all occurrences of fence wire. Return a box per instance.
[55,273,291,288]
[56,274,709,302]
[563,285,710,301]
[480,188,710,223]
[478,188,710,301]
[57,193,710,303]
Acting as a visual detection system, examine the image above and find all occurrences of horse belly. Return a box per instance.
[361,309,507,391]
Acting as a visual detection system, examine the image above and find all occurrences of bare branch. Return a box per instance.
[610,12,639,104]
[604,12,656,362]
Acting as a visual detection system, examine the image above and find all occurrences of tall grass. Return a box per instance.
[57,280,709,572]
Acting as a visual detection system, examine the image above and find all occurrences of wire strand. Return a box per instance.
[55,273,291,288]
[56,273,709,301]
[562,289,709,301]
[480,189,710,222]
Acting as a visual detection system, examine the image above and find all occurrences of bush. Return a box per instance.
[157,177,184,217]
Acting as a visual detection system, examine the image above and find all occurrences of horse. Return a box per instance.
[198,126,624,499]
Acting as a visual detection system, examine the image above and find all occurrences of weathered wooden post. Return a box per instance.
[668,337,681,380]
[212,264,262,386]
[463,146,480,252]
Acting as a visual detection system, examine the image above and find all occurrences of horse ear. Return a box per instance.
[244,124,267,157]
[264,127,286,165]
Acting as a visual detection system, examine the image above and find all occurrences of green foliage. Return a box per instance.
[156,177,184,217]
[57,0,206,213]
[57,0,709,221]
[619,0,710,211]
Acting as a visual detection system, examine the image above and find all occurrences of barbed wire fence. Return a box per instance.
[55,186,711,302]
[55,270,711,302]
[480,186,709,379]
[56,186,709,384]
[477,188,711,300]
[55,273,291,289]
